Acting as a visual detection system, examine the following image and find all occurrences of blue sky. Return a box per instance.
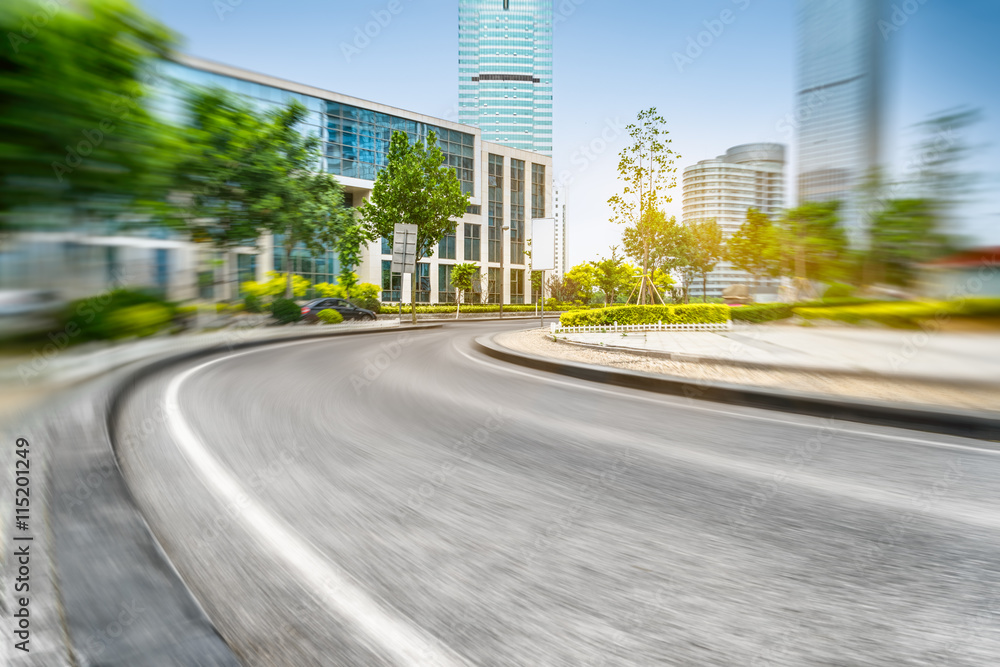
[139,0,1000,265]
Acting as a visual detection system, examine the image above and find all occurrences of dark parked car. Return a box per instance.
[300,298,377,322]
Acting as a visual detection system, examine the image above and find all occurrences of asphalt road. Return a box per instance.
[114,321,1000,666]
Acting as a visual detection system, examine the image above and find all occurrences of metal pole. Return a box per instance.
[539,269,544,329]
[499,225,509,318]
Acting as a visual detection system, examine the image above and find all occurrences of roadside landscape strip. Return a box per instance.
[475,334,1000,441]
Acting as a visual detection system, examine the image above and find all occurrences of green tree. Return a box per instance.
[589,246,636,306]
[728,208,780,297]
[686,219,725,302]
[546,274,583,304]
[565,263,599,304]
[778,201,847,292]
[607,108,680,304]
[359,131,469,322]
[0,0,177,231]
[450,263,479,317]
[867,199,949,287]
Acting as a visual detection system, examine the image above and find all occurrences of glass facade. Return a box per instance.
[416,262,431,303]
[438,229,457,260]
[531,163,546,219]
[510,158,525,265]
[488,154,504,262]
[381,260,402,302]
[795,0,885,238]
[458,0,553,155]
[438,264,455,303]
[464,223,481,261]
[273,235,341,285]
[161,61,475,195]
[510,268,524,304]
[487,267,502,303]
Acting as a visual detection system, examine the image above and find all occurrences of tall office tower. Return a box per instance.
[796,0,886,240]
[682,144,786,299]
[458,0,553,156]
[553,186,567,277]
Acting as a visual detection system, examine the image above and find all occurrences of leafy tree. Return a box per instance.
[623,209,689,276]
[177,93,351,298]
[867,199,949,287]
[450,263,479,317]
[686,219,725,302]
[546,275,583,303]
[565,263,599,304]
[359,130,469,322]
[728,208,780,297]
[778,201,847,290]
[607,108,680,304]
[589,246,637,306]
[0,0,177,231]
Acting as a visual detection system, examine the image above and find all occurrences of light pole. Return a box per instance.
[499,225,509,318]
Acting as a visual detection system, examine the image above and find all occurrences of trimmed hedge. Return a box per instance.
[317,308,344,324]
[270,298,302,324]
[379,304,542,314]
[559,304,730,327]
[794,298,1000,328]
[730,303,793,323]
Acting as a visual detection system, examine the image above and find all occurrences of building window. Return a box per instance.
[438,264,456,303]
[510,158,525,265]
[416,262,430,303]
[237,253,257,296]
[531,164,545,219]
[273,235,340,285]
[488,267,502,304]
[510,268,524,304]
[438,229,456,260]
[464,223,481,262]
[381,237,391,255]
[381,260,401,302]
[488,154,503,263]
[464,267,482,304]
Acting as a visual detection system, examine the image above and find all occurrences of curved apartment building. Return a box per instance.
[681,143,786,299]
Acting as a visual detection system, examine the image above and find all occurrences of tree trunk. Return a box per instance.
[455,287,460,320]
[641,239,650,305]
[702,272,708,303]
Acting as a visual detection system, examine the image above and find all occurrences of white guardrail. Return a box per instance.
[551,321,733,334]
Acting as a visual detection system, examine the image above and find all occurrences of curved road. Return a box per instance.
[115,322,1000,666]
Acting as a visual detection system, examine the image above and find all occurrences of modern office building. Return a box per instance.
[795,0,886,240]
[552,186,568,277]
[681,144,786,299]
[458,0,553,156]
[0,55,551,306]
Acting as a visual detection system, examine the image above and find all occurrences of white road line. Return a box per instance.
[165,342,467,667]
[455,341,1000,456]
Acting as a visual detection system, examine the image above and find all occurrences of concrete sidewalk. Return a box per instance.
[558,325,1000,385]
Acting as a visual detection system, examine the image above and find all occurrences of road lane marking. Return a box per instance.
[164,344,467,667]
[454,341,1000,456]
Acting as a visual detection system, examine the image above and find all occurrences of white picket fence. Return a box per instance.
[551,321,732,335]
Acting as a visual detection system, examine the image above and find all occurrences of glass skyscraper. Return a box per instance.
[795,0,886,238]
[458,0,553,156]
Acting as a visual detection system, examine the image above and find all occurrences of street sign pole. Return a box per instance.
[391,223,419,324]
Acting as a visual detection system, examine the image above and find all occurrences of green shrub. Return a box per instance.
[953,298,1000,318]
[795,297,884,309]
[65,289,177,343]
[823,283,856,299]
[103,304,173,339]
[270,297,302,324]
[730,303,793,323]
[317,309,344,324]
[559,304,730,327]
[379,304,542,314]
[243,293,264,313]
[794,301,951,328]
[349,283,381,313]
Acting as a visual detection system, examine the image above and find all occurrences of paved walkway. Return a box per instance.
[560,325,1000,385]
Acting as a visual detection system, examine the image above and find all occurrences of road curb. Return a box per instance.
[25,324,441,666]
[474,335,1000,441]
[551,335,1000,392]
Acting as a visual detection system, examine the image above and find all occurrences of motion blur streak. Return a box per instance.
[114,322,1000,665]
[165,339,467,667]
